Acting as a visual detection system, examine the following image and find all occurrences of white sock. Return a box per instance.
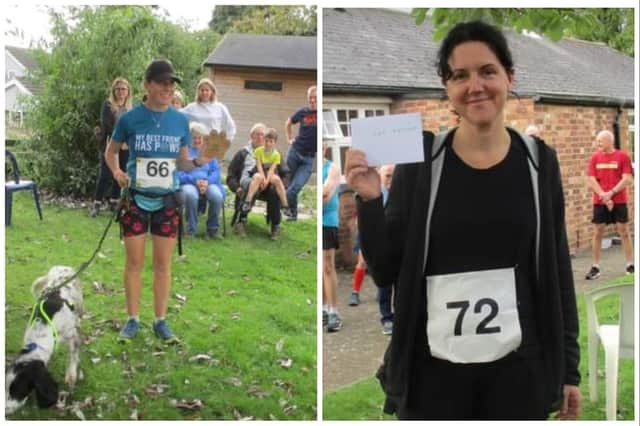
[328,306,337,314]
[129,315,139,322]
[154,317,165,324]
[322,304,328,312]
[592,264,600,269]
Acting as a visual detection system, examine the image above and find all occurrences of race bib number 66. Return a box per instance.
[136,157,176,189]
[426,267,522,363]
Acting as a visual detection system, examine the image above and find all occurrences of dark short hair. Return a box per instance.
[265,128,278,141]
[437,20,514,83]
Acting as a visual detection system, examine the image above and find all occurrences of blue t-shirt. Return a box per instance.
[112,104,191,211]
[290,107,317,156]
[322,159,339,227]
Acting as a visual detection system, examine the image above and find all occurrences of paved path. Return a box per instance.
[322,244,632,393]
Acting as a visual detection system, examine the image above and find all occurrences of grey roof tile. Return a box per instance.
[205,33,316,71]
[323,8,634,104]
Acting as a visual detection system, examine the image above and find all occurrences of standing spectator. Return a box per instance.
[284,85,317,221]
[348,165,396,336]
[178,122,226,239]
[227,123,282,239]
[181,78,236,142]
[322,142,342,332]
[90,77,132,217]
[585,129,634,279]
[345,21,580,419]
[106,59,215,343]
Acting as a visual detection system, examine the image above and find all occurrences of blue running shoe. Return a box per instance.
[118,318,140,342]
[153,319,179,343]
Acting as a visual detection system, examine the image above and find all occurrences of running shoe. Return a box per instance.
[626,264,634,274]
[322,310,328,327]
[153,319,179,343]
[349,292,360,306]
[118,318,140,341]
[585,265,601,280]
[382,320,393,336]
[327,313,343,332]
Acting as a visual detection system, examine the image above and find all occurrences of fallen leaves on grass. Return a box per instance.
[227,289,238,296]
[224,377,242,387]
[209,323,220,332]
[174,293,187,303]
[145,383,169,397]
[231,312,241,320]
[278,358,293,369]
[247,384,270,399]
[275,338,285,352]
[233,408,254,421]
[279,399,297,416]
[188,354,212,363]
[295,249,311,258]
[170,399,204,411]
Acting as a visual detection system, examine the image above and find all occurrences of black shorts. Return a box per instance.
[120,199,180,238]
[323,226,339,250]
[592,203,629,224]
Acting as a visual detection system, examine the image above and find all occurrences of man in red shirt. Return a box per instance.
[585,130,634,279]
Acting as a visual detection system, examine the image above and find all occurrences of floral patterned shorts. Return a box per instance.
[120,200,179,238]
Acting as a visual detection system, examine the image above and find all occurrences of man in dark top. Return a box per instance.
[284,85,317,221]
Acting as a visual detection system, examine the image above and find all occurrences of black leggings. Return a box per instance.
[399,352,549,420]
[94,150,129,202]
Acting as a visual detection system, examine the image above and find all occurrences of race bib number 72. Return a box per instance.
[426,267,522,363]
[136,157,175,189]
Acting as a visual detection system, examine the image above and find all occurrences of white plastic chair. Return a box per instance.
[585,283,634,420]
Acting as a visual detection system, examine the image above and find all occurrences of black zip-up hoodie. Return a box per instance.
[357,129,580,417]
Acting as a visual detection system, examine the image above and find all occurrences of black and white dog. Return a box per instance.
[5,266,83,415]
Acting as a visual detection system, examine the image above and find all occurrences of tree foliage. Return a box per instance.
[210,6,317,36]
[23,5,219,195]
[412,8,634,56]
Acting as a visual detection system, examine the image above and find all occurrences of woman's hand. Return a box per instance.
[344,149,382,201]
[113,169,130,188]
[555,385,581,420]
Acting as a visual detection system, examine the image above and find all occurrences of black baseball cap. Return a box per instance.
[145,59,181,83]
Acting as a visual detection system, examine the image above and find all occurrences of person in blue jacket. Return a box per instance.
[178,121,226,239]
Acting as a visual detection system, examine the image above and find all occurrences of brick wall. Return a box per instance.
[336,96,634,267]
[208,67,316,162]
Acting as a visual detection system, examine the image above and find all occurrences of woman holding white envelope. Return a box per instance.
[344,21,580,420]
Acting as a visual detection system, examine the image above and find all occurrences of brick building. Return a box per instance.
[204,34,317,161]
[323,8,635,267]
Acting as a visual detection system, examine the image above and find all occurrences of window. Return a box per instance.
[324,103,390,180]
[244,80,283,91]
[323,110,342,139]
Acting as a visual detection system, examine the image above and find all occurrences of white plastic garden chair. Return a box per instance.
[585,282,634,420]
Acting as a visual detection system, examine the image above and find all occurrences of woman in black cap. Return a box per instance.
[105,59,216,343]
[345,21,581,420]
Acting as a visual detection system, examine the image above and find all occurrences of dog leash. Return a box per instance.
[37,188,129,302]
[28,299,60,348]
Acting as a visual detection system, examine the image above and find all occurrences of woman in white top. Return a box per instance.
[181,78,236,142]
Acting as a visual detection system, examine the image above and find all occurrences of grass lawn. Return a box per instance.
[323,275,635,420]
[5,188,317,420]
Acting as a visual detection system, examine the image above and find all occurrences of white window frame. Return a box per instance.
[324,101,391,181]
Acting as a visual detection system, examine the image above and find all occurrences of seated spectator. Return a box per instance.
[227,123,282,240]
[242,128,288,212]
[178,122,225,239]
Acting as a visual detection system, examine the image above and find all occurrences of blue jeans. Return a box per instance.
[378,286,394,323]
[286,145,315,214]
[181,184,224,234]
